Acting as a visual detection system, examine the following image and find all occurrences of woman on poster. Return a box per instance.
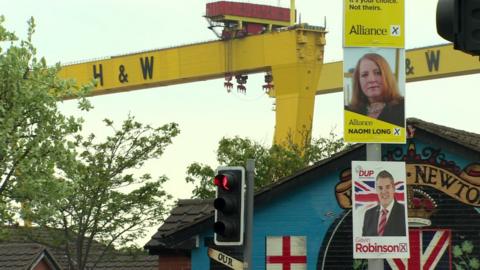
[345,53,405,127]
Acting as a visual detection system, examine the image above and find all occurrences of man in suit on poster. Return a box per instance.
[362,170,406,236]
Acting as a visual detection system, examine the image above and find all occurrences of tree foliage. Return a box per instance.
[19,116,179,270]
[0,17,89,221]
[0,17,178,270]
[186,131,348,199]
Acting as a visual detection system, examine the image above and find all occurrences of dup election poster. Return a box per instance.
[352,161,409,259]
[343,47,406,143]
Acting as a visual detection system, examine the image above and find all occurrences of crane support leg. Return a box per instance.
[272,61,323,147]
[269,28,325,147]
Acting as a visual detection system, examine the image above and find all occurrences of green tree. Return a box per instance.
[19,116,179,270]
[186,131,348,199]
[0,17,89,221]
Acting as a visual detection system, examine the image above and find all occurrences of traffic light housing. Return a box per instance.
[436,0,480,55]
[213,166,245,246]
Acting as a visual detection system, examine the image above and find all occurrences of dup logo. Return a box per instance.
[355,165,375,178]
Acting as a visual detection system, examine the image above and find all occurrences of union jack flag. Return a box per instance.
[354,180,405,209]
[385,229,452,270]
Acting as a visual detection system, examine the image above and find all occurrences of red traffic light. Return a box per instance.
[213,167,245,246]
[214,173,236,191]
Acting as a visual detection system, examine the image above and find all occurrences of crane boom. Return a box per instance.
[58,25,327,146]
[58,28,479,147]
[317,43,480,94]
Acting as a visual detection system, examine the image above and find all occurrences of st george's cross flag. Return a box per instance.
[266,236,307,270]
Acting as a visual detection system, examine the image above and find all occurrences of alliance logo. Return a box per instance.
[348,24,401,37]
[349,24,388,36]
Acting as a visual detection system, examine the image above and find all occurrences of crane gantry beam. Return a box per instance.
[317,43,480,94]
[59,28,479,147]
[59,25,327,147]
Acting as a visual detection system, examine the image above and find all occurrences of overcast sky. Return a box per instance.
[3,0,479,244]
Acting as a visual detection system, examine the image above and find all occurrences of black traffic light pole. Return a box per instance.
[243,159,255,269]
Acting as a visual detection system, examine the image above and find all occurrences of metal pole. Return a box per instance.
[366,143,381,161]
[244,159,255,269]
[367,143,383,270]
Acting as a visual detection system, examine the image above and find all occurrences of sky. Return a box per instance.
[3,0,480,245]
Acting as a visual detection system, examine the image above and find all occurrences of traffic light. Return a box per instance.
[436,0,480,55]
[213,166,245,246]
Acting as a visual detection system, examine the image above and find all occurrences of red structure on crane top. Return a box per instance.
[205,1,294,39]
[206,1,291,22]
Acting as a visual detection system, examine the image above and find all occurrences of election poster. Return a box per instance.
[343,47,406,143]
[352,161,409,259]
[344,0,404,48]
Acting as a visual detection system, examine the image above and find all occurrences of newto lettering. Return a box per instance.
[412,165,480,206]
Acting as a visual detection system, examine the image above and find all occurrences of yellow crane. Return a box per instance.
[58,1,480,147]
[317,43,480,93]
[59,0,326,147]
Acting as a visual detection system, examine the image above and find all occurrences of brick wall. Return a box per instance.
[158,253,191,270]
[33,259,53,270]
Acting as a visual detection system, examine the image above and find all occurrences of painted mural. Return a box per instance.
[319,141,480,269]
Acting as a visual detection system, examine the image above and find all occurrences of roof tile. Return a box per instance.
[1,227,157,270]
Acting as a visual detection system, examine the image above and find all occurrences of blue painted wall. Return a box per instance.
[189,137,480,269]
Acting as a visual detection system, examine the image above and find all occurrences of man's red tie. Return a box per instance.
[377,209,388,236]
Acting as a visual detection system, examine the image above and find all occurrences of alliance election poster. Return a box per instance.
[352,161,409,259]
[344,0,404,47]
[343,47,405,143]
